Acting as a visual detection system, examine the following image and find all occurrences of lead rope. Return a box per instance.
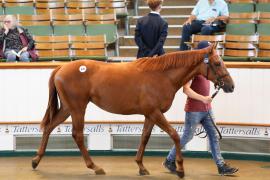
[208,86,222,140]
[195,86,222,140]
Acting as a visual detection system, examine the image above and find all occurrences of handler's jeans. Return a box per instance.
[180,20,221,51]
[166,110,225,167]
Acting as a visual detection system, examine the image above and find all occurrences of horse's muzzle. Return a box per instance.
[223,84,234,93]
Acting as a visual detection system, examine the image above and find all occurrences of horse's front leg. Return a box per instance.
[149,110,184,178]
[135,118,154,175]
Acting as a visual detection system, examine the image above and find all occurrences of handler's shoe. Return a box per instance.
[218,163,238,175]
[163,159,176,173]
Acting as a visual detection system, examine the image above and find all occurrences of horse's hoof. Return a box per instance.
[176,170,185,178]
[95,168,106,175]
[139,169,150,176]
[32,160,39,169]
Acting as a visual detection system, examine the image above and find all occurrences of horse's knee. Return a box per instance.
[170,130,180,142]
[43,124,52,134]
[72,130,84,142]
[72,130,78,140]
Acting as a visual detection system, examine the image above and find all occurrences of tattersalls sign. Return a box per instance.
[0,124,269,138]
[219,127,261,136]
[0,123,269,152]
[63,125,105,133]
[12,125,41,133]
[0,124,106,135]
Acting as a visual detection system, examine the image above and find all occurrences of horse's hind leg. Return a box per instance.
[32,107,70,169]
[71,110,105,175]
[135,118,154,175]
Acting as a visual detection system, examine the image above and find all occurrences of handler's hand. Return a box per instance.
[202,96,212,104]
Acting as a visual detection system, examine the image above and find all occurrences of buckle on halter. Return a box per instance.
[204,58,209,64]
[218,80,225,87]
[204,54,209,64]
[215,80,224,89]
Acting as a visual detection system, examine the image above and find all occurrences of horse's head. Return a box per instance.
[202,43,235,93]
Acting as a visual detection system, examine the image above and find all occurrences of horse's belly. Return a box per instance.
[91,94,140,115]
[88,68,175,115]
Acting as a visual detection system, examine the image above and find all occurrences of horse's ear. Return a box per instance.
[209,42,217,53]
[213,42,218,49]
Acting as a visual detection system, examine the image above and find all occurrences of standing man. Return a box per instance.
[135,0,168,58]
[163,41,239,176]
[180,0,229,50]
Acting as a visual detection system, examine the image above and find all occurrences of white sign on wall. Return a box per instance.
[1,124,269,138]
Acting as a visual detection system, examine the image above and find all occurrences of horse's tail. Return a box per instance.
[40,66,61,130]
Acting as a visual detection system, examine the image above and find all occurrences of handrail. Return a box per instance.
[0,121,269,127]
[1,62,270,69]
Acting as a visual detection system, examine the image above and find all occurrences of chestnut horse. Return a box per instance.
[32,44,234,178]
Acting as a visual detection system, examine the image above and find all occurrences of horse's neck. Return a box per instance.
[166,63,202,91]
[166,50,208,90]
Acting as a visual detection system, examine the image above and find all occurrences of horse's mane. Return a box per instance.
[133,48,209,72]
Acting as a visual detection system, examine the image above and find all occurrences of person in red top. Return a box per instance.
[163,41,238,175]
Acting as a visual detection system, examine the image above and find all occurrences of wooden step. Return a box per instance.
[129,15,189,26]
[138,0,197,6]
[119,36,181,46]
[138,6,194,16]
[129,25,183,36]
[119,46,179,56]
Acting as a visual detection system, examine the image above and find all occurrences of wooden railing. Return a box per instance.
[1,61,270,69]
[0,121,269,127]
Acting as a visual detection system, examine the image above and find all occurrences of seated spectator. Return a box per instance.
[0,15,37,62]
[180,0,229,50]
[135,0,168,58]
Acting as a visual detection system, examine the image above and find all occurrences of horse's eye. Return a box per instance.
[214,61,221,67]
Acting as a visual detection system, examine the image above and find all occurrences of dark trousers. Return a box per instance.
[180,20,221,51]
